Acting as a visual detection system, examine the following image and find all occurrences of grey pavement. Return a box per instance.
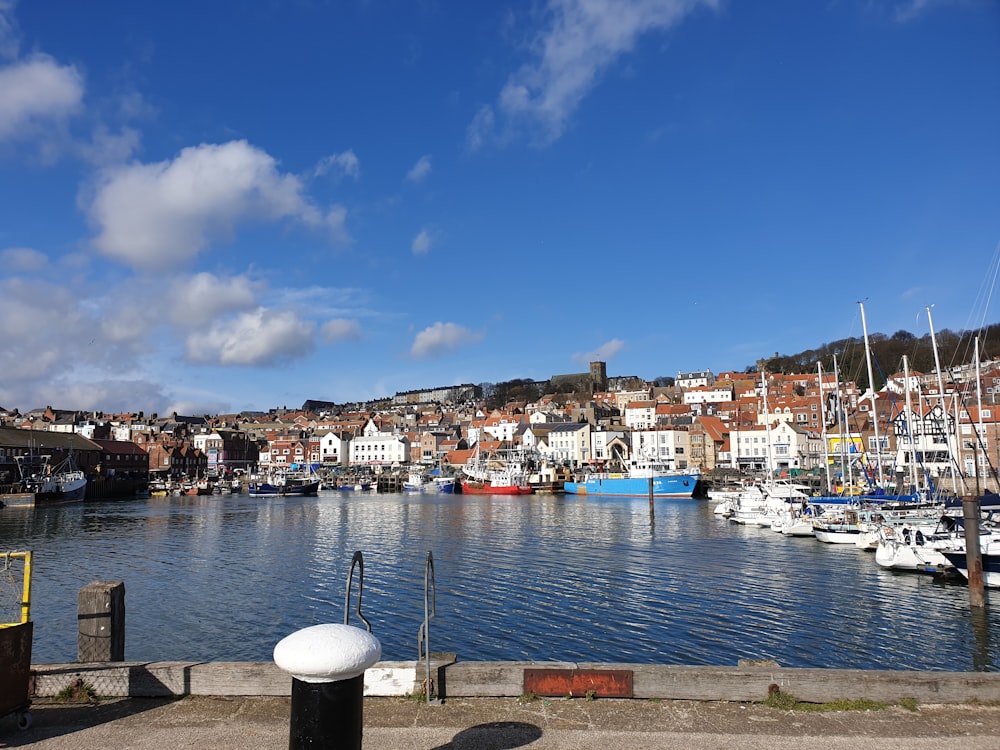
[3,695,1000,750]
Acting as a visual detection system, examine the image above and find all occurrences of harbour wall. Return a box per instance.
[30,658,1000,704]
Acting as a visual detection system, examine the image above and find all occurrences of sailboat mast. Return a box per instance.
[833,354,853,492]
[902,354,919,492]
[761,369,774,480]
[817,362,833,493]
[859,301,884,487]
[926,306,957,494]
[975,337,984,495]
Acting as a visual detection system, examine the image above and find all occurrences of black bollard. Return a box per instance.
[289,674,364,749]
[274,623,382,750]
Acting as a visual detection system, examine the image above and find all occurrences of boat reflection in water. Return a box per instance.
[4,491,998,672]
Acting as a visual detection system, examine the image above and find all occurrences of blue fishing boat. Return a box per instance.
[248,468,320,497]
[564,457,699,498]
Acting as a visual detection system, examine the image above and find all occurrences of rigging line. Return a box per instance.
[944,360,1000,491]
[962,239,1000,339]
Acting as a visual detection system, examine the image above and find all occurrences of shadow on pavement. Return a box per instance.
[432,721,543,749]
[0,698,170,747]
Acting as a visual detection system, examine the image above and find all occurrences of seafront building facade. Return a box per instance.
[3,359,1000,495]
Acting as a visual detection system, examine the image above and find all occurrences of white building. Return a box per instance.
[623,401,657,430]
[677,370,714,389]
[349,433,409,466]
[683,385,734,405]
[730,421,822,473]
[319,431,349,466]
[631,427,691,470]
[547,423,591,465]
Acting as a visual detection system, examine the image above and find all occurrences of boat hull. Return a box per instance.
[34,475,87,505]
[563,474,698,498]
[941,550,1000,588]
[248,480,320,497]
[461,481,532,495]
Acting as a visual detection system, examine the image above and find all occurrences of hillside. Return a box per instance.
[761,323,1000,391]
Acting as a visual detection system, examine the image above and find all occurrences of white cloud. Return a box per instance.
[893,0,952,22]
[410,322,484,359]
[466,105,496,152]
[168,272,259,327]
[406,155,432,183]
[0,0,20,59]
[184,308,315,366]
[79,125,142,167]
[321,318,362,343]
[0,277,91,382]
[314,149,361,179]
[0,54,84,140]
[49,379,172,414]
[573,338,625,364]
[87,140,348,272]
[0,246,48,272]
[412,228,432,255]
[480,0,716,146]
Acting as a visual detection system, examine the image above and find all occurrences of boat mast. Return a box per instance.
[902,354,919,493]
[761,368,775,481]
[926,305,958,494]
[858,301,884,488]
[817,362,833,493]
[975,336,984,495]
[833,354,853,493]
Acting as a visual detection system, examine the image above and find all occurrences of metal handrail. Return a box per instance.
[343,550,372,633]
[1,551,31,628]
[417,550,440,704]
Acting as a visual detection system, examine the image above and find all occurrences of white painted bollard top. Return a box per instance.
[274,624,382,683]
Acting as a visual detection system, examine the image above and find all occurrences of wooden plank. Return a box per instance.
[444,661,577,697]
[27,661,1000,704]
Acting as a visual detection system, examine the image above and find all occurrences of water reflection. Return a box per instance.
[0,492,995,671]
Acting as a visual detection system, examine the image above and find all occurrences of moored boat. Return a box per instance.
[248,468,320,497]
[461,446,533,495]
[564,456,699,498]
[431,476,456,493]
[13,453,87,505]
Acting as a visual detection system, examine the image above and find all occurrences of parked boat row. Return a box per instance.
[713,482,1000,588]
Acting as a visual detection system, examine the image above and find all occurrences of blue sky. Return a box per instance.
[1,0,998,415]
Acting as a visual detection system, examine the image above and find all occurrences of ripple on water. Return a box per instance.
[2,493,996,670]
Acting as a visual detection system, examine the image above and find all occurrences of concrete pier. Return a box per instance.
[28,658,1000,704]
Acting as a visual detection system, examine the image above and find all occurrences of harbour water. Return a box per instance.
[2,491,996,671]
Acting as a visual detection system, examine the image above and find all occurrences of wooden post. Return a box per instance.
[78,581,125,662]
[962,497,986,609]
[648,476,654,521]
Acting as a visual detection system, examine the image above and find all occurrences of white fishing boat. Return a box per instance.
[13,453,87,505]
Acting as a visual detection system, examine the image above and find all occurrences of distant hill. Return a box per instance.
[761,323,1000,391]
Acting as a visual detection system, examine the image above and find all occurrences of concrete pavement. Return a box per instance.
[3,695,1000,750]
